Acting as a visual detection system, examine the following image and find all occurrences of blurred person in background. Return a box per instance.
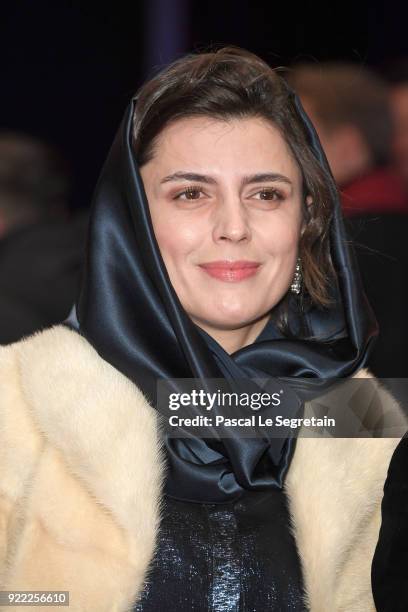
[289,63,408,378]
[288,63,408,215]
[380,58,408,190]
[0,133,88,344]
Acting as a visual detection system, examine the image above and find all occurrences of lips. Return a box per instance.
[198,260,261,282]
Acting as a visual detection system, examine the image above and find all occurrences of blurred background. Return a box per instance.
[1,0,408,380]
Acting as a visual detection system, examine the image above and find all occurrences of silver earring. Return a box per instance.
[290,257,302,294]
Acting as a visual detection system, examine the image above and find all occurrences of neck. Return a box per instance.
[195,314,270,354]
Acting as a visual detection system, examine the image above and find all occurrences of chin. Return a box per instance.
[200,309,266,331]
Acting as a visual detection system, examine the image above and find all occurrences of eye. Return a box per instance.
[253,188,284,201]
[174,186,205,200]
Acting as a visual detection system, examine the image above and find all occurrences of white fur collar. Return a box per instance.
[1,324,405,611]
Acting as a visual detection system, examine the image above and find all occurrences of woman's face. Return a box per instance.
[140,116,306,351]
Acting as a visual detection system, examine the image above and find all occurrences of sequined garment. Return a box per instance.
[134,489,306,611]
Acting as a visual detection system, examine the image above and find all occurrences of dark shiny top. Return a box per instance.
[134,490,306,612]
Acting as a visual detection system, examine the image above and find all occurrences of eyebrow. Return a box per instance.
[160,171,293,187]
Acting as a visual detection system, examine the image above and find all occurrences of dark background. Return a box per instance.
[2,0,407,210]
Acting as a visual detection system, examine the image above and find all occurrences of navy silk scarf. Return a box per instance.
[63,93,378,503]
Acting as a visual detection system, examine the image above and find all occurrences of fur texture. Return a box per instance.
[0,325,406,611]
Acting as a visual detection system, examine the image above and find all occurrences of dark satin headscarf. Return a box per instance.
[63,93,378,503]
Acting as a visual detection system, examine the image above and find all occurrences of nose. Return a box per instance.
[212,196,251,244]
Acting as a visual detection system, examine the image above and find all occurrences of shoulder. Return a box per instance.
[0,322,164,509]
[285,367,407,610]
[0,323,102,371]
[0,323,146,405]
[286,366,408,512]
[0,324,160,459]
[0,325,165,608]
[0,324,96,380]
[352,367,408,436]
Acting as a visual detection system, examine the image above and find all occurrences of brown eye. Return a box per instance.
[258,189,282,200]
[177,186,203,200]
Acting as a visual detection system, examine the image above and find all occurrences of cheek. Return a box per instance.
[259,215,301,258]
[153,216,205,264]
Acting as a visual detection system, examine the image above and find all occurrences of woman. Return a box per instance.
[0,47,406,612]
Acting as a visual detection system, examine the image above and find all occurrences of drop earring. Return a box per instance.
[290,257,302,294]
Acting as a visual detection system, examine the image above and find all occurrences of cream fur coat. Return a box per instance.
[0,324,406,612]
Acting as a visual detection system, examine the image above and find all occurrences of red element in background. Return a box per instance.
[340,167,408,216]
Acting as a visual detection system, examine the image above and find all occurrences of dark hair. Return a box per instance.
[288,62,392,166]
[132,46,338,337]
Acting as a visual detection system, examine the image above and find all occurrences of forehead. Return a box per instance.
[149,115,301,180]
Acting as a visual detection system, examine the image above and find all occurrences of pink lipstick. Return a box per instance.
[198,260,261,282]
